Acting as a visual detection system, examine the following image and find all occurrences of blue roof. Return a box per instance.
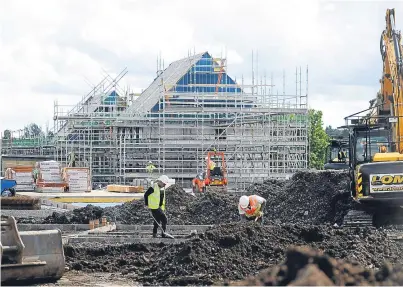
[128,51,245,114]
[103,90,119,105]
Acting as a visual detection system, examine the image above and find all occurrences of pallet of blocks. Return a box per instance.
[62,167,91,193]
[106,184,144,193]
[35,161,67,193]
[7,166,35,191]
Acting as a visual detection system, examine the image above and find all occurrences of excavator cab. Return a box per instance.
[349,126,390,166]
[204,151,228,192]
[324,138,349,170]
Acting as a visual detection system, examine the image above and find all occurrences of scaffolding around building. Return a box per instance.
[1,51,309,190]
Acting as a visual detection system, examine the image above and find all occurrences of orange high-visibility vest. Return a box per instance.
[240,195,261,217]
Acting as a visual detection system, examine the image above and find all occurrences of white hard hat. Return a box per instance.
[239,195,249,209]
[205,157,208,160]
[158,175,170,185]
[148,161,152,164]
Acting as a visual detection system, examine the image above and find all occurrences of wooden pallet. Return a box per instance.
[106,185,144,193]
[0,196,41,210]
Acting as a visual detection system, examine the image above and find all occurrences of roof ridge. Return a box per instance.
[170,51,208,64]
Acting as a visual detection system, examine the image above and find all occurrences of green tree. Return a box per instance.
[23,123,44,138]
[3,129,11,139]
[325,125,349,138]
[308,109,329,169]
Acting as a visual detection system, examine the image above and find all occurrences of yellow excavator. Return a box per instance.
[341,8,403,228]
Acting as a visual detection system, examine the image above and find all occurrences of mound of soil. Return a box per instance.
[40,184,241,225]
[41,205,103,224]
[234,246,403,286]
[39,184,192,225]
[36,170,352,226]
[249,170,353,225]
[64,223,403,285]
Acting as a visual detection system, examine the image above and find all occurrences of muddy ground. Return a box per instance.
[64,222,403,285]
[14,170,403,286]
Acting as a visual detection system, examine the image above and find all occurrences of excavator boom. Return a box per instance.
[380,8,403,152]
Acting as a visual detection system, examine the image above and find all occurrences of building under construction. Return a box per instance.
[1,51,309,190]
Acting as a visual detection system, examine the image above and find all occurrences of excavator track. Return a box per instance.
[342,210,374,228]
[342,209,403,241]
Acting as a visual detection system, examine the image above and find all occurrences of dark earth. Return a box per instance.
[64,222,403,285]
[234,246,403,286]
[19,170,352,226]
[13,170,403,286]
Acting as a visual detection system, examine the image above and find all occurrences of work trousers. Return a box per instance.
[151,208,167,235]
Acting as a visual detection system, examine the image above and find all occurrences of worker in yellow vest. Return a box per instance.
[205,157,216,171]
[144,175,170,238]
[146,161,156,174]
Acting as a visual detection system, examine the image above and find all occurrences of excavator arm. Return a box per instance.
[379,8,403,153]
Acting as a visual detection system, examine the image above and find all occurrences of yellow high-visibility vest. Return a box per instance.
[208,160,216,170]
[146,164,156,173]
[147,183,166,211]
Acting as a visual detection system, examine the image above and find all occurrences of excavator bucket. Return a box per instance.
[1,216,65,284]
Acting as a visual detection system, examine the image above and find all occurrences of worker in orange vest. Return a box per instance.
[238,195,267,224]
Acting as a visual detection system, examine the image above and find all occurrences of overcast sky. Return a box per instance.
[0,0,401,134]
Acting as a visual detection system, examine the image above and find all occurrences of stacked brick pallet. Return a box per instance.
[35,161,67,193]
[62,167,91,192]
[4,166,35,191]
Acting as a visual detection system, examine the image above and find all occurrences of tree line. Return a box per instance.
[2,123,53,139]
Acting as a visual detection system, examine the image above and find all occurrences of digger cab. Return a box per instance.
[324,138,350,170]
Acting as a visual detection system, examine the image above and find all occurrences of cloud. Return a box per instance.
[0,0,401,134]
